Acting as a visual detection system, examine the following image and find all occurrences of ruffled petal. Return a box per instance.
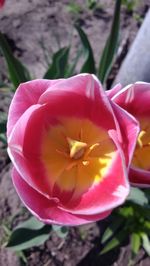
[110,82,150,187]
[12,168,111,226]
[8,104,53,198]
[106,83,122,99]
[109,101,139,167]
[111,82,150,116]
[38,74,119,131]
[7,79,62,137]
[130,167,150,187]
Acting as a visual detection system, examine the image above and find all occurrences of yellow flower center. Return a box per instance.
[41,118,116,196]
[132,118,150,170]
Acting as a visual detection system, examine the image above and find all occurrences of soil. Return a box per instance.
[0,1,150,266]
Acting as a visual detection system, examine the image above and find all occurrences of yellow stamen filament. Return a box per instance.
[137,130,146,148]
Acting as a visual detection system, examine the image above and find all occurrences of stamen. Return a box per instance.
[56,149,69,158]
[67,137,87,160]
[137,130,146,148]
[85,143,100,157]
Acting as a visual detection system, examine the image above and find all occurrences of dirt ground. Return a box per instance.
[0,1,150,265]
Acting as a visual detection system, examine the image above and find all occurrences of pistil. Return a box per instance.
[67,137,87,160]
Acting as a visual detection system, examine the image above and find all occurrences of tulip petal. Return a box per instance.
[109,101,140,167]
[39,74,101,103]
[12,168,111,226]
[110,82,150,187]
[106,83,122,99]
[38,74,119,131]
[8,104,53,198]
[130,168,150,187]
[111,82,150,116]
[7,79,62,137]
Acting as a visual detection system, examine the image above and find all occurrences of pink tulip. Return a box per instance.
[0,0,5,8]
[7,74,139,225]
[108,82,150,187]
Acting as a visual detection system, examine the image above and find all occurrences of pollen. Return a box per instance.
[137,130,146,148]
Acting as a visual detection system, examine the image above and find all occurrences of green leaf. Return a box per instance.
[142,189,150,201]
[87,0,97,10]
[0,133,7,144]
[0,111,7,134]
[98,0,121,83]
[127,187,149,207]
[101,216,124,244]
[122,0,137,12]
[15,217,45,230]
[118,206,134,218]
[66,48,83,77]
[52,225,69,238]
[0,32,30,89]
[141,233,150,256]
[66,2,82,15]
[6,217,51,251]
[0,119,7,134]
[131,233,141,256]
[16,251,27,264]
[144,220,150,231]
[75,24,96,74]
[44,47,70,79]
[100,230,127,255]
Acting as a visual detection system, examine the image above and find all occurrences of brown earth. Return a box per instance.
[0,1,150,265]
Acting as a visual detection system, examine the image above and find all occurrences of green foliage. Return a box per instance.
[101,216,124,244]
[66,48,83,77]
[52,225,69,238]
[131,232,141,257]
[0,111,7,134]
[141,233,150,256]
[6,217,69,251]
[43,47,70,79]
[122,0,139,12]
[100,230,127,255]
[98,0,121,83]
[100,188,150,261]
[75,24,96,74]
[0,32,31,89]
[0,133,7,144]
[6,217,51,251]
[0,111,7,144]
[66,2,82,15]
[86,0,98,10]
[127,187,149,207]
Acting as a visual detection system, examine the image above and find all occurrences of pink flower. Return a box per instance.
[7,74,139,226]
[108,82,150,187]
[0,0,5,8]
